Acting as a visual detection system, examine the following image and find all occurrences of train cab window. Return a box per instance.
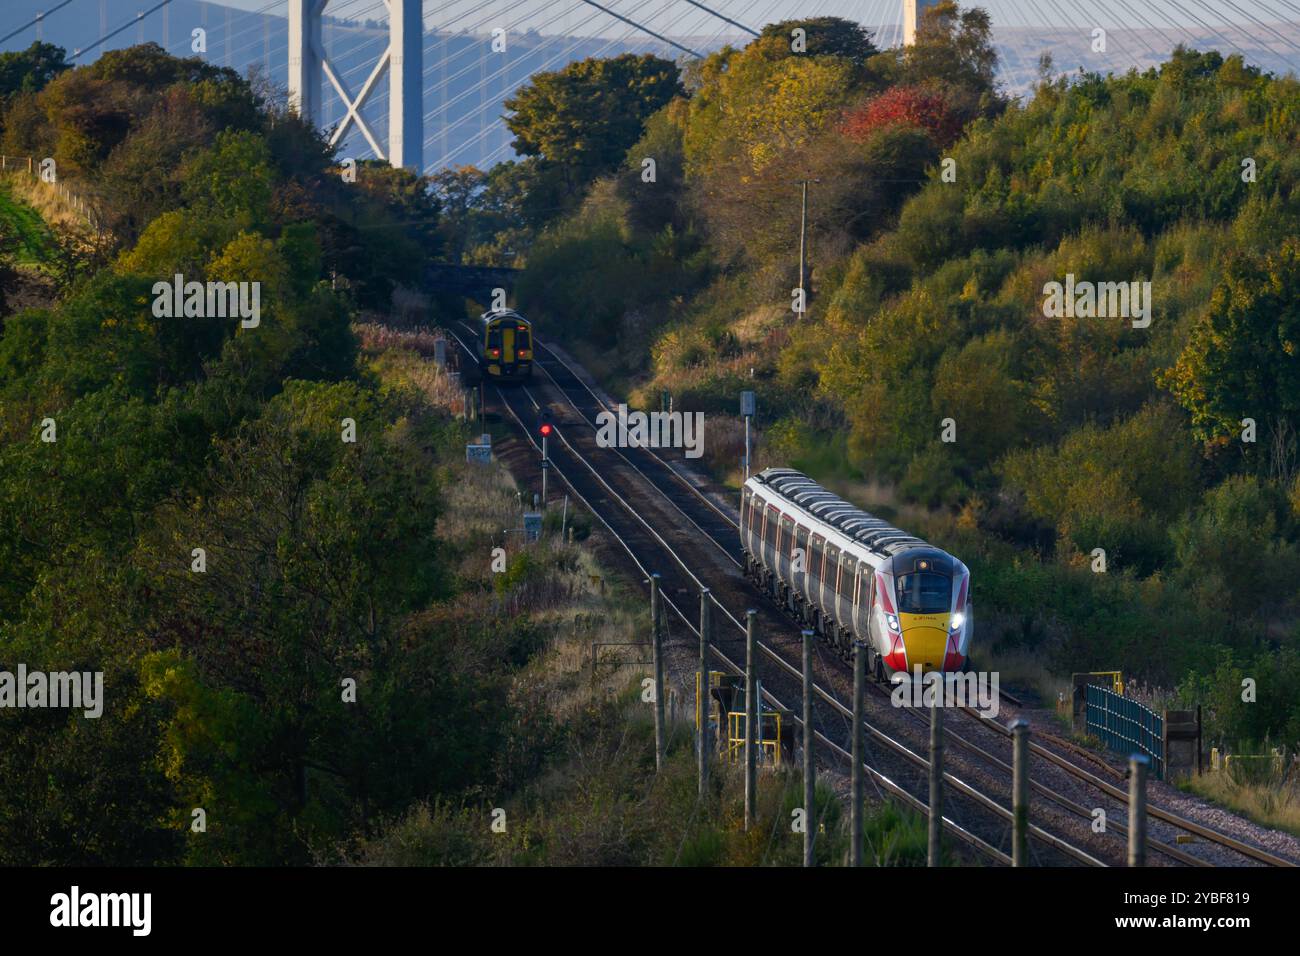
[825,544,841,592]
[515,326,531,350]
[487,327,503,349]
[741,490,753,535]
[895,572,951,614]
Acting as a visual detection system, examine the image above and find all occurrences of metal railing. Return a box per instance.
[1086,683,1164,779]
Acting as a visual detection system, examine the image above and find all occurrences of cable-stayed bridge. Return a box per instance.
[3,1,1300,174]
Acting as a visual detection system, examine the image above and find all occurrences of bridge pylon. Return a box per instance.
[903,0,938,46]
[288,0,423,172]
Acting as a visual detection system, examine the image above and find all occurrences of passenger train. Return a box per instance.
[741,467,972,683]
[477,308,533,382]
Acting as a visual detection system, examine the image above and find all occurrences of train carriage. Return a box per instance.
[477,308,533,382]
[741,467,972,683]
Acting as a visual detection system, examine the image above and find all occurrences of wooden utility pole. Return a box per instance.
[802,629,816,867]
[1011,719,1030,866]
[1128,754,1149,866]
[651,573,665,772]
[928,690,944,867]
[744,609,758,831]
[698,589,711,800]
[851,640,865,866]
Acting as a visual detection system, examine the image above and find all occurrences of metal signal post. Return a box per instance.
[537,409,554,506]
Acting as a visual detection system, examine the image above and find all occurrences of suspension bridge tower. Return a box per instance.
[287,0,424,171]
[903,0,939,45]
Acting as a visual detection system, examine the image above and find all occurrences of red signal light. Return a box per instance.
[539,423,553,437]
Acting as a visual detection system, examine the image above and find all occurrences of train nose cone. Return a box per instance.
[903,626,949,672]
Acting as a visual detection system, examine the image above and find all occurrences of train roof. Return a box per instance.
[480,309,529,324]
[749,467,930,558]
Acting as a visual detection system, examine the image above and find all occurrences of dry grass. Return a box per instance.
[361,332,469,417]
[1183,761,1300,838]
[4,173,103,257]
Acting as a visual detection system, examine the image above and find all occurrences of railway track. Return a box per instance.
[445,321,1295,868]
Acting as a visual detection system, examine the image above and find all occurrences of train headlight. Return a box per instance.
[950,612,965,631]
[885,613,900,634]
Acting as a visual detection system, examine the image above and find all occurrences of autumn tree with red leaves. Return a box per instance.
[839,86,964,148]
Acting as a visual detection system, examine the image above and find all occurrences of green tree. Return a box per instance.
[0,41,70,98]
[504,53,681,192]
[1161,240,1300,452]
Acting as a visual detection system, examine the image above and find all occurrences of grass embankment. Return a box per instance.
[0,176,62,269]
[351,327,938,865]
[1179,764,1300,839]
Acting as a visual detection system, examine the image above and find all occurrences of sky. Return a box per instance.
[139,1,1286,36]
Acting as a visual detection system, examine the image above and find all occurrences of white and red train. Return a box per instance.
[741,467,972,682]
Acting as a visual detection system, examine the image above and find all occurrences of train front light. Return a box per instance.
[886,612,900,634]
[950,611,965,631]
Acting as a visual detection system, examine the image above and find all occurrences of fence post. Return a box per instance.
[744,609,758,831]
[650,573,665,772]
[1128,754,1149,866]
[802,628,815,868]
[851,639,865,867]
[1011,719,1029,866]
[698,589,711,801]
[928,690,944,867]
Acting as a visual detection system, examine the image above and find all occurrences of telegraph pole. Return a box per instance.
[651,574,665,772]
[698,590,712,800]
[851,640,865,866]
[744,609,758,830]
[928,692,944,866]
[1011,719,1030,866]
[1129,754,1149,866]
[802,629,816,867]
[795,179,820,318]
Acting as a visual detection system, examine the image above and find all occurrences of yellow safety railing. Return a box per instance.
[1083,670,1124,696]
[725,711,782,768]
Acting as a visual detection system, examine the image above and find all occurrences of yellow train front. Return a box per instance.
[478,309,533,382]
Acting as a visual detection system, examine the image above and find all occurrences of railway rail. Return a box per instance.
[443,320,1295,868]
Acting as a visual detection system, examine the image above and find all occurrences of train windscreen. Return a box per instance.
[895,572,950,614]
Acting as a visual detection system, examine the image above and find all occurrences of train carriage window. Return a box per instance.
[825,543,841,593]
[780,516,795,555]
[741,489,752,533]
[764,507,780,551]
[858,567,873,609]
[809,534,824,580]
[842,554,858,597]
[795,525,809,569]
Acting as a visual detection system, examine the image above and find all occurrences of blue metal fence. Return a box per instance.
[1085,684,1164,780]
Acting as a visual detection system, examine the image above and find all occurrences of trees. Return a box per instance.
[1161,240,1300,454]
[504,53,681,194]
[0,41,70,98]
